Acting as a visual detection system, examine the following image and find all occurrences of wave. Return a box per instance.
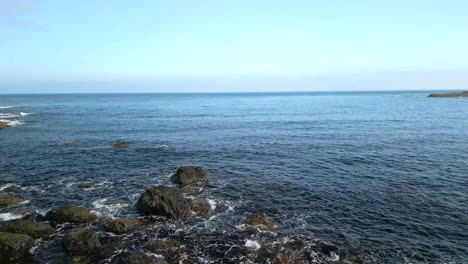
[0,106,14,109]
[0,119,24,126]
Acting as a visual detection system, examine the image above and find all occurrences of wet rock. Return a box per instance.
[428,91,468,97]
[256,246,273,262]
[104,218,141,234]
[137,186,191,220]
[272,249,304,264]
[320,242,340,260]
[78,182,94,189]
[46,206,98,224]
[180,185,202,195]
[111,251,167,264]
[171,166,209,186]
[146,239,185,255]
[0,122,9,129]
[63,229,101,254]
[3,185,22,194]
[112,141,128,148]
[190,198,212,217]
[0,232,34,263]
[64,139,80,144]
[242,213,278,230]
[0,220,54,239]
[0,194,23,208]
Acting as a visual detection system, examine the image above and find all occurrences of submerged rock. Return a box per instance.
[111,251,167,264]
[0,232,34,263]
[112,141,128,148]
[190,198,213,217]
[78,181,95,189]
[171,166,209,186]
[0,122,9,129]
[0,220,54,239]
[242,213,278,230]
[46,206,98,224]
[3,185,22,194]
[104,218,141,234]
[137,186,191,220]
[428,91,468,97]
[0,194,23,208]
[63,228,101,254]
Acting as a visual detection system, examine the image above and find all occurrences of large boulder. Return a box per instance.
[0,232,34,263]
[171,166,209,186]
[242,213,278,230]
[104,218,141,234]
[137,186,191,220]
[0,194,23,208]
[63,229,101,254]
[0,220,54,239]
[0,122,9,129]
[46,206,98,224]
[111,251,167,264]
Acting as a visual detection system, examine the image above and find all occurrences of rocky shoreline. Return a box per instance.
[428,91,468,97]
[0,166,342,263]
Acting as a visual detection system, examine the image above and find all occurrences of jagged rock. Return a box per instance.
[171,166,209,186]
[137,186,191,220]
[242,213,278,230]
[46,206,98,224]
[112,141,128,148]
[0,220,54,239]
[0,232,34,263]
[428,91,468,97]
[272,249,304,264]
[0,194,23,208]
[63,229,101,254]
[111,251,167,264]
[104,218,141,234]
[190,198,212,217]
[0,122,9,129]
[3,185,22,194]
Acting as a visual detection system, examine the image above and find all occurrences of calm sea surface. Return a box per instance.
[1,91,467,263]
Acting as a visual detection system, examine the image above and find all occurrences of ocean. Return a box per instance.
[0,91,467,263]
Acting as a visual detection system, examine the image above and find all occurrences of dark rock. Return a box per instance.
[112,141,128,148]
[0,194,23,208]
[428,91,468,97]
[111,251,167,264]
[257,246,273,261]
[272,249,304,264]
[180,185,202,195]
[3,185,22,194]
[104,218,141,234]
[0,232,34,263]
[78,182,94,189]
[171,166,209,186]
[320,242,339,257]
[63,229,101,254]
[146,239,185,255]
[0,122,9,129]
[190,198,213,217]
[46,206,98,224]
[242,213,278,230]
[0,220,54,239]
[136,186,191,220]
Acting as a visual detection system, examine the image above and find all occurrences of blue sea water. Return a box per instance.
[0,91,467,263]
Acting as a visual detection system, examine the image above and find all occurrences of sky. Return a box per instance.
[1,0,468,93]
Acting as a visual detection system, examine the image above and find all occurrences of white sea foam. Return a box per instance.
[0,113,18,118]
[328,251,340,262]
[19,112,33,116]
[0,212,24,221]
[245,240,261,250]
[92,198,129,217]
[0,119,24,126]
[0,106,14,109]
[208,199,217,210]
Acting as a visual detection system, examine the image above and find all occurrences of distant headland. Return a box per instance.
[428,91,468,97]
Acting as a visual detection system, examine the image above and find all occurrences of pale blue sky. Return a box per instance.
[1,0,468,93]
